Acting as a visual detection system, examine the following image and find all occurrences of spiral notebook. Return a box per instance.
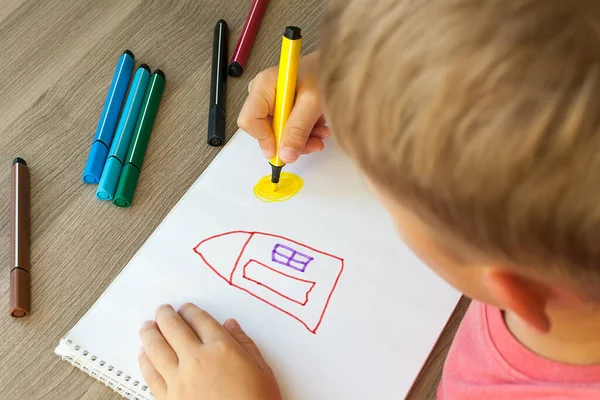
[55,130,460,400]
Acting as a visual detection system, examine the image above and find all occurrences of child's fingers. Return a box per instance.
[178,303,228,343]
[238,96,276,158]
[155,304,203,356]
[223,318,270,371]
[138,349,167,399]
[238,69,278,159]
[314,114,328,128]
[311,124,331,140]
[303,137,325,155]
[139,320,178,376]
[279,92,323,163]
[247,66,278,96]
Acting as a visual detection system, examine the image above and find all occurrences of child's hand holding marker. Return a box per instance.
[138,304,281,400]
[238,52,330,163]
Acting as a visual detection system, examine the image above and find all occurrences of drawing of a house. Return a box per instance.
[193,231,344,333]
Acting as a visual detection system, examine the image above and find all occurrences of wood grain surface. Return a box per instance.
[0,1,467,399]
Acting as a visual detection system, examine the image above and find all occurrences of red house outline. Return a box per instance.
[193,231,345,334]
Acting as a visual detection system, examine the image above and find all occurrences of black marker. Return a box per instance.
[208,20,229,147]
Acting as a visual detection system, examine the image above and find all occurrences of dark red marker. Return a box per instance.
[228,0,270,77]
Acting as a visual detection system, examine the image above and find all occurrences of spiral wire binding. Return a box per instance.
[56,338,154,400]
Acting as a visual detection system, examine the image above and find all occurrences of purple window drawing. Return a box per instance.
[271,243,314,272]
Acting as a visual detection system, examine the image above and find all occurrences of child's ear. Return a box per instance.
[482,268,551,333]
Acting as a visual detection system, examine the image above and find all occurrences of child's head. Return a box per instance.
[319,0,600,331]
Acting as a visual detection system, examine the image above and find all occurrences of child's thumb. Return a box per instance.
[224,318,269,370]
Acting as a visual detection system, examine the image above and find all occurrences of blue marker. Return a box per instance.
[82,50,135,184]
[96,64,151,200]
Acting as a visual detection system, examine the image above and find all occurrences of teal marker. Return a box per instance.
[97,64,151,200]
[114,70,166,208]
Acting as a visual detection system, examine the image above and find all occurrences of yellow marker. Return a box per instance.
[270,26,302,186]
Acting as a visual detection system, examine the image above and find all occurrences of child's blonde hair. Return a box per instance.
[320,0,600,297]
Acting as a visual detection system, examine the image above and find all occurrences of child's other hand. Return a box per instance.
[238,52,330,164]
[138,303,281,400]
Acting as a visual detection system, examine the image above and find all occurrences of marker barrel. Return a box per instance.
[114,70,166,208]
[208,20,229,147]
[83,50,135,184]
[10,158,30,318]
[270,26,302,177]
[228,0,270,77]
[97,65,151,200]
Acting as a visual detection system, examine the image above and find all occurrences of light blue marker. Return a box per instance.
[96,64,151,200]
[82,50,135,184]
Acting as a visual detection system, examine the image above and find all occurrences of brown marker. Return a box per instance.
[10,158,30,318]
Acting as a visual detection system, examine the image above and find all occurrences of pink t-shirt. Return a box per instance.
[438,301,600,399]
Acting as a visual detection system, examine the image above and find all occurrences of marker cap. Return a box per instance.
[96,157,123,200]
[228,61,243,77]
[10,268,30,318]
[13,157,27,166]
[113,163,140,208]
[284,26,302,40]
[82,141,109,184]
[207,105,226,146]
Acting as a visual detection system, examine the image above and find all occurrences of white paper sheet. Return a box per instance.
[56,130,460,400]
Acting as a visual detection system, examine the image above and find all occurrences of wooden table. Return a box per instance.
[0,1,469,398]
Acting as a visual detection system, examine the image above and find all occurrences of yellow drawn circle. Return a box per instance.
[253,172,304,203]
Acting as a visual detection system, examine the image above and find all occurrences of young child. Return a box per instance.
[137,0,600,398]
